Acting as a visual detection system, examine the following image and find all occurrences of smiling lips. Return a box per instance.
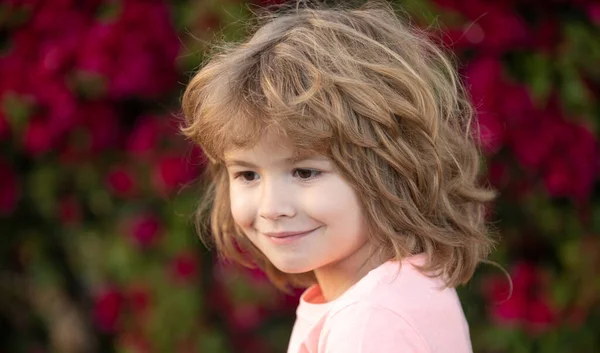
[262,228,319,244]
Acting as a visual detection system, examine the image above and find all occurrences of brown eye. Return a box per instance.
[235,171,259,182]
[293,169,321,180]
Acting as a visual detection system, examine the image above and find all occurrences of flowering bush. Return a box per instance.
[0,0,598,352]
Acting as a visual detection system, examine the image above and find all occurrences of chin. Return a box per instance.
[271,258,316,274]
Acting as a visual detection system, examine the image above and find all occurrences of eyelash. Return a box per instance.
[233,169,322,183]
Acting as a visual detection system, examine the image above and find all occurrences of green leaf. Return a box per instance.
[2,93,35,133]
[560,239,582,270]
[551,276,573,309]
[560,69,591,114]
[535,201,561,236]
[105,235,136,282]
[199,329,230,353]
[523,53,553,103]
[70,71,106,99]
[592,204,600,234]
[28,165,59,220]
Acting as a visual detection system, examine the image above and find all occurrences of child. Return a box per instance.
[181,1,496,352]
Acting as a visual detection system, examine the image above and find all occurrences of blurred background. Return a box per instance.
[1,0,599,352]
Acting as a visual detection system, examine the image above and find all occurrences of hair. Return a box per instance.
[181,0,497,292]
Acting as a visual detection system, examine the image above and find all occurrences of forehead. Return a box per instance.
[223,134,321,164]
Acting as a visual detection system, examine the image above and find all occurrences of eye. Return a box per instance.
[293,168,321,181]
[234,171,259,182]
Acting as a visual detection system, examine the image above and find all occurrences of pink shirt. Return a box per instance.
[287,254,473,353]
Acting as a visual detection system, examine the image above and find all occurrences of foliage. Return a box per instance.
[0,0,598,352]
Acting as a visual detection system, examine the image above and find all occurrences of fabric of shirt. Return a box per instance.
[286,254,473,353]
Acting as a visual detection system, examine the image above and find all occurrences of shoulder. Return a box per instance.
[318,261,471,352]
[342,260,464,319]
[319,301,430,353]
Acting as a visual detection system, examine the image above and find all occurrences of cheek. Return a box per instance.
[229,185,255,228]
[306,178,365,228]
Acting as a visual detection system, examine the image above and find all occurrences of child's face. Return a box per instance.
[224,134,370,275]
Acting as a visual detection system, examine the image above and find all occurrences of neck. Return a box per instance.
[313,241,386,302]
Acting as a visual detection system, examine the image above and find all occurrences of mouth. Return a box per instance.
[262,227,320,244]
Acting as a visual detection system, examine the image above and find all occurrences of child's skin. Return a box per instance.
[224,131,384,301]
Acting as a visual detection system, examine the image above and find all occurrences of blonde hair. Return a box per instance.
[181,1,497,292]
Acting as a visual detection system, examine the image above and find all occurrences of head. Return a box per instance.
[181,1,496,292]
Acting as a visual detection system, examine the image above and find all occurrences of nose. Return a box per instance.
[258,177,295,220]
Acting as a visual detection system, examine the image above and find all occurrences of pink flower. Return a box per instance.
[464,57,507,153]
[76,101,121,154]
[33,81,78,135]
[542,123,599,200]
[107,166,136,198]
[477,10,530,53]
[126,116,162,156]
[152,155,198,195]
[23,118,57,156]
[543,157,572,198]
[434,1,530,53]
[475,109,505,154]
[169,252,199,284]
[0,159,19,215]
[483,262,557,334]
[128,213,162,249]
[510,121,559,170]
[587,3,600,25]
[76,2,180,99]
[93,287,123,333]
[0,44,36,97]
[526,298,557,332]
[497,84,536,128]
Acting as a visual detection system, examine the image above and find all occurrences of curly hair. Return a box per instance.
[181,1,497,292]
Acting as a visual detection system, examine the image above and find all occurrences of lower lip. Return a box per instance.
[266,228,318,245]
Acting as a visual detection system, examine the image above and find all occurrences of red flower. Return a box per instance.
[464,57,507,153]
[78,102,120,154]
[435,1,530,53]
[126,116,162,157]
[93,287,123,333]
[107,166,136,198]
[23,118,57,156]
[542,123,599,200]
[153,155,198,195]
[476,10,530,53]
[587,3,600,25]
[76,2,180,99]
[128,213,162,249]
[483,262,557,334]
[169,252,199,284]
[497,84,536,128]
[511,120,560,170]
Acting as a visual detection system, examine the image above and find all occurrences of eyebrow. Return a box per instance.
[224,156,328,167]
